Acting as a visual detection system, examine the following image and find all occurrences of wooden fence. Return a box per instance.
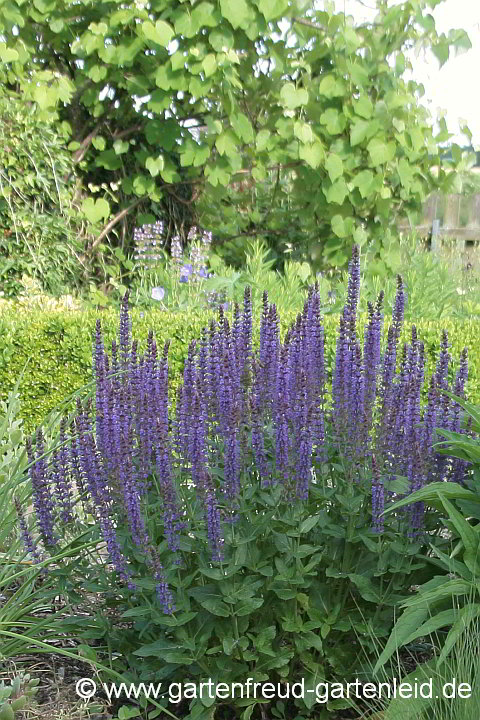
[397,193,480,252]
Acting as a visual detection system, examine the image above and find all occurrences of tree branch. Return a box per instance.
[292,16,325,32]
[112,123,146,140]
[90,198,144,251]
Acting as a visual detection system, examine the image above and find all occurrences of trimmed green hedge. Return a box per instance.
[1,305,479,433]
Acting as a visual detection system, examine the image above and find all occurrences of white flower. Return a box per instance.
[151,286,165,301]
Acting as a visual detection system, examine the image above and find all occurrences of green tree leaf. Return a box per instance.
[141,20,175,47]
[280,83,309,109]
[325,178,348,205]
[325,153,343,182]
[298,141,325,168]
[82,197,110,224]
[145,155,165,176]
[367,137,396,166]
[258,0,289,21]
[320,108,346,135]
[220,0,254,29]
[353,95,374,119]
[231,113,254,143]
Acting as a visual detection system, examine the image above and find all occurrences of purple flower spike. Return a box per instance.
[27,431,56,547]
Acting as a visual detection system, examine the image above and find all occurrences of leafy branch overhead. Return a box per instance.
[0,0,472,269]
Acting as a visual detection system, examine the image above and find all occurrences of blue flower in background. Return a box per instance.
[197,266,208,279]
[179,264,193,283]
[151,287,165,301]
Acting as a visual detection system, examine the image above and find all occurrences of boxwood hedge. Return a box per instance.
[1,305,478,434]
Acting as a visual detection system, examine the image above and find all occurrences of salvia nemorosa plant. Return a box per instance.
[21,246,475,614]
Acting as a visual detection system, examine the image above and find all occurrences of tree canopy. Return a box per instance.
[0,0,472,274]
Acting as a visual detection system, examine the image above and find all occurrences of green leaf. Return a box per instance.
[117,707,141,719]
[200,597,231,616]
[0,44,19,62]
[231,113,254,143]
[236,598,264,616]
[299,515,322,534]
[374,606,429,672]
[256,129,271,152]
[438,604,480,666]
[113,139,129,155]
[397,158,414,189]
[171,50,186,71]
[352,169,374,198]
[87,64,108,83]
[331,215,346,237]
[325,179,348,205]
[432,41,449,67]
[319,108,346,135]
[280,83,309,109]
[205,164,231,187]
[347,574,380,603]
[258,0,289,21]
[145,155,165,177]
[437,494,480,574]
[353,95,374,119]
[133,640,181,657]
[174,12,196,37]
[219,0,254,29]
[319,74,344,98]
[202,53,217,77]
[209,27,234,51]
[141,20,175,47]
[33,85,58,110]
[82,197,110,224]
[408,127,424,153]
[192,2,219,28]
[325,153,343,182]
[299,141,325,168]
[367,137,396,166]
[216,130,238,156]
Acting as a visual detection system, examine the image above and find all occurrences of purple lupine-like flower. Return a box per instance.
[188,391,209,492]
[448,348,471,483]
[363,291,384,434]
[204,482,224,562]
[69,426,87,501]
[345,244,361,340]
[224,427,241,501]
[348,341,366,463]
[27,431,56,547]
[120,430,149,549]
[274,347,290,484]
[54,417,73,523]
[332,313,350,439]
[250,363,272,486]
[119,291,131,369]
[392,275,405,343]
[449,347,468,434]
[371,455,384,534]
[420,375,438,481]
[74,406,133,585]
[94,319,109,459]
[294,369,312,500]
[15,497,44,565]
[155,438,183,553]
[154,567,176,614]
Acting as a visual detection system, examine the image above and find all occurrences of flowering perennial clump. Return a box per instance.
[133,220,166,266]
[22,246,476,612]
